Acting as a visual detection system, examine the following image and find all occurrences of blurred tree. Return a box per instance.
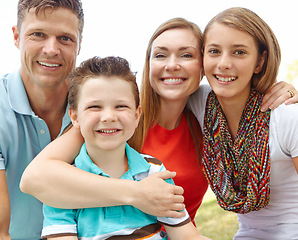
[287,60,298,84]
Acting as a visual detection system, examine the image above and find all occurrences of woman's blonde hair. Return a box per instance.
[129,18,203,155]
[202,7,281,93]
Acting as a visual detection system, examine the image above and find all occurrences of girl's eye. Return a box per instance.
[234,50,246,55]
[208,49,220,54]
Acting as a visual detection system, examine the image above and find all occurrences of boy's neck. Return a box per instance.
[87,143,128,179]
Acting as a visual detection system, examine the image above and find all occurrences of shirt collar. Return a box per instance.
[75,143,150,178]
[7,69,34,116]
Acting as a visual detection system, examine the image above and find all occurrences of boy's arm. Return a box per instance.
[48,236,78,240]
[261,81,298,112]
[164,222,211,240]
[20,127,185,218]
[0,170,11,240]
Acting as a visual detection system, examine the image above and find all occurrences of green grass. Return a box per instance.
[195,188,239,240]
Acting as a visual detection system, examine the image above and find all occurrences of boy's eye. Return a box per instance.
[116,105,128,109]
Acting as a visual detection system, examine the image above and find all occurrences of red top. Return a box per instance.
[142,111,208,223]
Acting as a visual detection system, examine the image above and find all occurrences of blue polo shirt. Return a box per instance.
[0,70,71,240]
[42,143,190,239]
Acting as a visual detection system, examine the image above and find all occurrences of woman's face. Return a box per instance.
[149,28,202,103]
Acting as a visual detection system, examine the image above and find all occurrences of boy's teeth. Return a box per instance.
[99,130,117,133]
[38,61,60,67]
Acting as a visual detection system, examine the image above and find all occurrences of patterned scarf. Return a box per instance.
[203,89,270,214]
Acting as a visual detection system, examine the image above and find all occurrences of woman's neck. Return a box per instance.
[158,98,188,130]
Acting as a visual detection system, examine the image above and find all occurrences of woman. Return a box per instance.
[20,17,297,224]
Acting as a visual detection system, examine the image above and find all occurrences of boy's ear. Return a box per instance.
[134,106,142,128]
[255,50,267,74]
[69,108,80,130]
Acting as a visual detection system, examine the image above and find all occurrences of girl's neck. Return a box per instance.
[217,97,247,141]
[158,98,188,130]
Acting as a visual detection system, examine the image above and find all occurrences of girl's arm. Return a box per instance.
[261,81,297,112]
[165,222,211,240]
[292,156,298,174]
[0,170,11,240]
[20,127,185,218]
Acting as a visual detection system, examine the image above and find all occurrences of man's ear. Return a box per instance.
[255,50,267,74]
[12,25,20,49]
[69,108,80,130]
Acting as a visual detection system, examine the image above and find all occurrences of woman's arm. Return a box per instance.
[20,127,185,218]
[0,170,11,240]
[261,81,297,112]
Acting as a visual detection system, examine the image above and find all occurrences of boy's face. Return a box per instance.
[70,76,141,154]
[13,7,81,90]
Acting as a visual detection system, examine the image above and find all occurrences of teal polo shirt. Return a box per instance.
[42,143,190,239]
[0,70,71,240]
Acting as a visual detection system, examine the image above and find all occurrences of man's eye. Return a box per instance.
[60,36,72,42]
[32,32,44,37]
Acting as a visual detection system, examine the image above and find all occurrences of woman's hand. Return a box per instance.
[261,81,297,112]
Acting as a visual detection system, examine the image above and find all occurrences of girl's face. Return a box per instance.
[203,23,265,103]
[149,28,202,103]
[70,77,141,154]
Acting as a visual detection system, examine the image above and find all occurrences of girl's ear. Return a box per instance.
[255,50,267,74]
[69,108,80,130]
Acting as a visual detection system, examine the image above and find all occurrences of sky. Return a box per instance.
[1,0,297,85]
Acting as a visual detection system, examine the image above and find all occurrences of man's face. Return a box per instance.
[13,7,81,90]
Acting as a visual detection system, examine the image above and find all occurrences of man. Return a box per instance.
[0,1,185,239]
[0,0,83,238]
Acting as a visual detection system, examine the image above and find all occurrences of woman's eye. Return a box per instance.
[181,53,193,58]
[154,53,166,59]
